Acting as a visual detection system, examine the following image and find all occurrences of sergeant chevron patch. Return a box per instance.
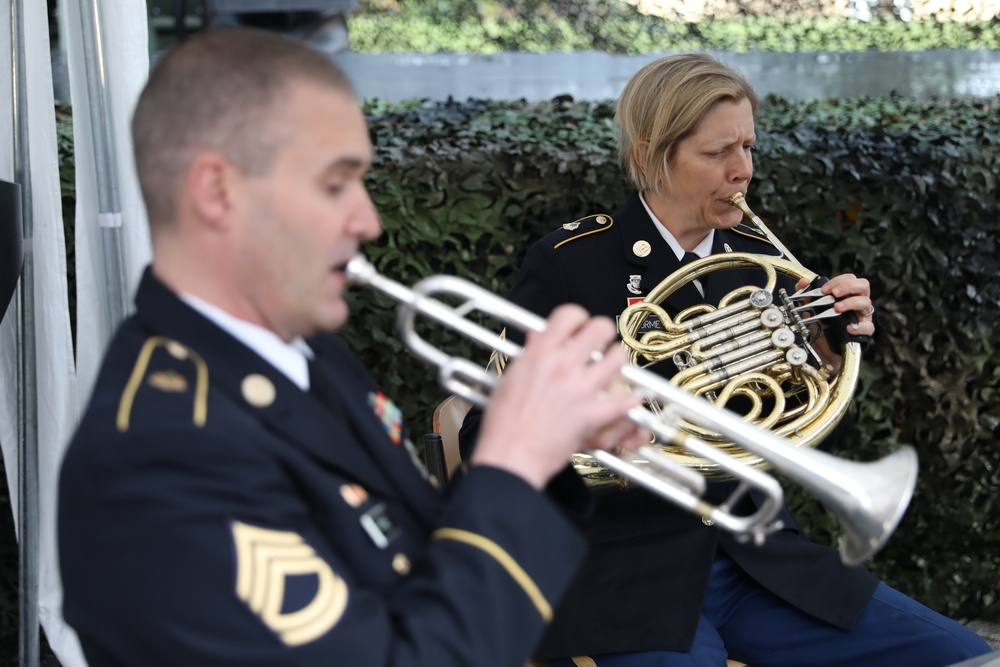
[231,521,349,646]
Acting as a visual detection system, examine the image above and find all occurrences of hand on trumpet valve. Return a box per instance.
[472,304,650,490]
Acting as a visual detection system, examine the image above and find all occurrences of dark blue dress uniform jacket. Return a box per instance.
[59,268,589,667]
[460,192,879,659]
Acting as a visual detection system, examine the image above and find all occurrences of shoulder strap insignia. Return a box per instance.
[117,336,209,432]
[730,223,775,246]
[147,370,188,393]
[232,521,349,647]
[554,213,614,250]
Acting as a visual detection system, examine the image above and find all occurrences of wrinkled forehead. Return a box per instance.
[671,97,753,147]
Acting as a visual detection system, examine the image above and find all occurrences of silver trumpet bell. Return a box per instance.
[346,255,918,565]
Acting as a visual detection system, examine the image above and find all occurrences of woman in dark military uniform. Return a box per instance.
[461,53,989,667]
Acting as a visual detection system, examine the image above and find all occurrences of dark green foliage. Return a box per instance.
[348,94,1000,621]
[56,102,77,349]
[350,2,1000,54]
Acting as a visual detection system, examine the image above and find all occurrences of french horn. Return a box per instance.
[609,193,863,477]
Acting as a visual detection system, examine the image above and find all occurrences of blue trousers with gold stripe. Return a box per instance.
[548,554,990,667]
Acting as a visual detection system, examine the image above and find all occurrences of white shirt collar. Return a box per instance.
[180,294,312,391]
[638,192,715,260]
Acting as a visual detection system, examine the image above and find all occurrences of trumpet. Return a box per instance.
[346,254,918,565]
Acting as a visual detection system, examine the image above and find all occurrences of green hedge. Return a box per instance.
[350,1,1000,53]
[345,94,1000,621]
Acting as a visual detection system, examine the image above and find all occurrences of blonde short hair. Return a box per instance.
[616,53,758,194]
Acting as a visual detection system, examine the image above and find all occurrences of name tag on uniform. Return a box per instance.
[359,502,401,549]
[638,316,664,332]
[617,313,664,334]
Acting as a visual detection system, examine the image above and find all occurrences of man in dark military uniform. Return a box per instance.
[57,29,650,666]
[461,54,990,667]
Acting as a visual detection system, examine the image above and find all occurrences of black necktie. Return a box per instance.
[680,252,708,296]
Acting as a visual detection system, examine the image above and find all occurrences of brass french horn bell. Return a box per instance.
[615,193,863,475]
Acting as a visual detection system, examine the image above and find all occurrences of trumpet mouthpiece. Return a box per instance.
[345,255,375,285]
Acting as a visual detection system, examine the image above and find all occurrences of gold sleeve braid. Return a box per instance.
[432,527,553,622]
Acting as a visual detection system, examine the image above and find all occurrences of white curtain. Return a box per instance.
[0,0,85,663]
[64,0,151,401]
[0,1,150,665]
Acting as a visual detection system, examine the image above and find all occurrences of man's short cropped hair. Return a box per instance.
[616,53,758,195]
[132,28,355,227]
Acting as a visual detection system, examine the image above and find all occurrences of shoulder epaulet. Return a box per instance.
[730,223,775,247]
[553,213,614,250]
[116,336,209,432]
